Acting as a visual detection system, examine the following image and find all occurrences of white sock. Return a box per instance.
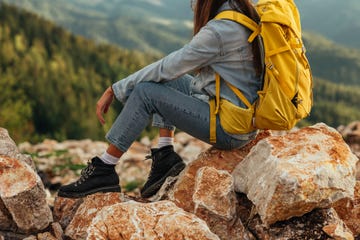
[158,137,174,148]
[100,151,119,165]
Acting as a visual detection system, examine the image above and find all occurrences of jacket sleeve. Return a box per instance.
[112,24,221,103]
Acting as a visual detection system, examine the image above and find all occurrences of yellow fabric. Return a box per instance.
[209,0,313,143]
[209,99,217,143]
[215,73,221,114]
[209,98,255,144]
[218,99,255,135]
[215,10,258,32]
[225,82,252,109]
[211,73,255,143]
[214,10,261,43]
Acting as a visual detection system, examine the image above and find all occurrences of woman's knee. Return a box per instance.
[132,82,158,99]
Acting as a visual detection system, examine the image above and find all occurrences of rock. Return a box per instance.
[50,222,63,240]
[163,131,271,211]
[117,141,150,189]
[0,155,53,233]
[35,223,64,240]
[0,128,35,169]
[247,207,353,239]
[15,226,63,240]
[193,167,236,220]
[339,122,360,179]
[333,181,360,237]
[36,232,57,240]
[340,121,360,144]
[0,231,28,240]
[192,167,255,240]
[233,123,358,225]
[87,200,220,240]
[176,132,211,163]
[0,128,20,158]
[0,198,13,230]
[3,123,360,239]
[22,235,37,240]
[64,192,123,240]
[53,196,84,229]
[155,131,270,240]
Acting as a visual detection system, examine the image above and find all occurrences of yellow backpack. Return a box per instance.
[209,0,313,143]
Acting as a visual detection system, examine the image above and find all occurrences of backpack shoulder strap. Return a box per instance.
[215,10,260,42]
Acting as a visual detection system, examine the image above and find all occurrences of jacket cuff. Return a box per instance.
[111,82,126,104]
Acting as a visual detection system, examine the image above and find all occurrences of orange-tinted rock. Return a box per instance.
[247,208,353,239]
[0,155,52,233]
[87,200,220,240]
[155,132,270,240]
[333,181,360,237]
[192,167,255,240]
[64,192,123,240]
[168,131,270,213]
[233,123,358,225]
[0,128,35,169]
[53,196,84,229]
[193,167,236,219]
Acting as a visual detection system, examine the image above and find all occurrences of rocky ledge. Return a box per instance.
[0,122,359,240]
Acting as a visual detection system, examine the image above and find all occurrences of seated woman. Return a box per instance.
[58,0,262,199]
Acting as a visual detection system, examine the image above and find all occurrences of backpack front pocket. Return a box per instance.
[219,99,255,134]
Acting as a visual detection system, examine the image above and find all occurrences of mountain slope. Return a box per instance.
[0,0,193,55]
[308,77,360,127]
[0,3,156,142]
[296,0,360,49]
[2,0,360,52]
[303,32,360,86]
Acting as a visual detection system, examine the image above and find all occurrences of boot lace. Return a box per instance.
[74,161,95,186]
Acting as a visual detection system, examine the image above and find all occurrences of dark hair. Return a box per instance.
[193,0,262,76]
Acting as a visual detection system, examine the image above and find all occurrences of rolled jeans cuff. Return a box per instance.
[152,114,176,131]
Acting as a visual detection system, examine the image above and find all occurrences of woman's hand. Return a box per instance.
[96,86,114,125]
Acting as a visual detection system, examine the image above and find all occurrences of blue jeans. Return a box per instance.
[106,75,256,152]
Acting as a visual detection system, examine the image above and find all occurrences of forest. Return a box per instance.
[0,3,359,143]
[0,4,156,142]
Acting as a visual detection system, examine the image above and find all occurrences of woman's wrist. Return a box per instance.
[108,86,114,94]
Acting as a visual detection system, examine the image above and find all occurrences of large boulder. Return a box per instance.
[64,192,123,240]
[0,128,52,235]
[2,123,360,239]
[233,123,358,225]
[154,131,271,240]
[0,155,53,233]
[87,200,220,240]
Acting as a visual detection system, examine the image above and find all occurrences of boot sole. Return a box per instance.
[57,185,121,198]
[141,161,186,198]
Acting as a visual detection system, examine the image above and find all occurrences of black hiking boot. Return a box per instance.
[57,156,121,198]
[140,145,185,198]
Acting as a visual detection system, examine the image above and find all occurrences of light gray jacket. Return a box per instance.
[112,2,261,109]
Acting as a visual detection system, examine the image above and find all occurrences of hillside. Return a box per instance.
[2,0,360,52]
[303,32,360,86]
[296,0,360,49]
[308,78,360,127]
[2,0,360,87]
[0,0,193,56]
[0,3,156,142]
